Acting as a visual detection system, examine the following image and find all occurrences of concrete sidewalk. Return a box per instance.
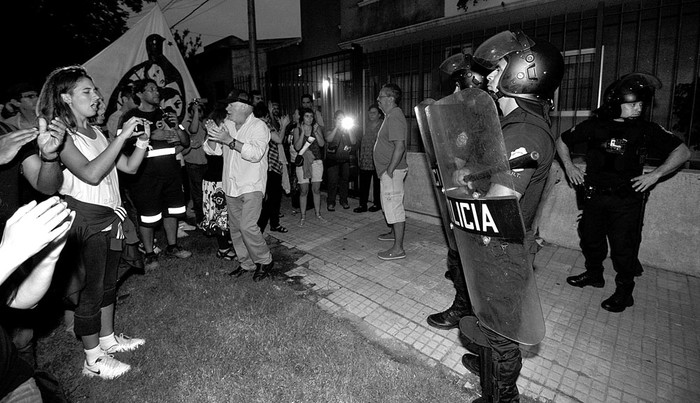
[271,195,700,403]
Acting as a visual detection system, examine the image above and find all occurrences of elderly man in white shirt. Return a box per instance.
[203,92,274,281]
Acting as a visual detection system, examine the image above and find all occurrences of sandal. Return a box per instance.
[216,248,237,261]
[298,217,306,227]
[270,225,288,233]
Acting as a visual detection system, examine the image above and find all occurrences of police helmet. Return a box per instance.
[439,53,488,91]
[474,30,564,104]
[596,73,662,119]
[603,72,661,106]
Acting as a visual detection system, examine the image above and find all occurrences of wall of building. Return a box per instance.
[403,152,700,276]
[267,0,342,66]
[339,0,443,42]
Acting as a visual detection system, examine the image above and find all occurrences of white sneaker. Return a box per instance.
[82,354,131,379]
[103,333,146,354]
[177,228,189,238]
[179,221,196,231]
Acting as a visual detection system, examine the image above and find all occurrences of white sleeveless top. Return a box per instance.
[60,126,122,209]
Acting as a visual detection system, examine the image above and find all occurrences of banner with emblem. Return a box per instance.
[83,4,200,123]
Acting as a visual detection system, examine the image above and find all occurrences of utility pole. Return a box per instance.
[247,0,260,91]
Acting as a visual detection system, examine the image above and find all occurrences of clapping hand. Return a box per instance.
[37,117,67,160]
[206,122,232,145]
[1,196,75,270]
[279,115,290,128]
[0,128,38,165]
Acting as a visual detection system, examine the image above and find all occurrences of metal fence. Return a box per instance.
[360,0,700,167]
[265,0,699,167]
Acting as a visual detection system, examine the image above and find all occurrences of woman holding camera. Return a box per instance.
[293,107,325,226]
[37,66,149,380]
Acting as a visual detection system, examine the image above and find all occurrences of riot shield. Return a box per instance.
[415,98,458,252]
[424,88,545,345]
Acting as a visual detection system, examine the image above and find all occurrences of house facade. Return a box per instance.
[191,0,700,273]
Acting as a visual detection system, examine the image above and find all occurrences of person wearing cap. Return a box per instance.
[558,73,691,313]
[203,92,274,281]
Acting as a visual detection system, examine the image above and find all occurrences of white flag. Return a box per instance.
[83,4,200,123]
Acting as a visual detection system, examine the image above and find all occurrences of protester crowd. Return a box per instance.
[0,73,393,396]
[0,28,691,403]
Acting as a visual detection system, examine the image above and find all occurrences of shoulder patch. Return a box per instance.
[657,124,674,136]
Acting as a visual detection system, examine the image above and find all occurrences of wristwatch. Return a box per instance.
[228,139,237,150]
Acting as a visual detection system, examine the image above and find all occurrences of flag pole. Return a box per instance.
[248,0,260,92]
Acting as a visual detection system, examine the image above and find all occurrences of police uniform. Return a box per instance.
[561,118,682,293]
[475,104,556,403]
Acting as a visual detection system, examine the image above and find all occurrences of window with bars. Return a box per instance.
[554,48,597,116]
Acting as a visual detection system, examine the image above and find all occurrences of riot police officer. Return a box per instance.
[459,30,564,402]
[557,73,691,313]
[425,52,488,330]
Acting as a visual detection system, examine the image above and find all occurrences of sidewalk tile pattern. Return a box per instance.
[273,196,700,402]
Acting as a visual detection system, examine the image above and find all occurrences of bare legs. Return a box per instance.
[298,182,323,226]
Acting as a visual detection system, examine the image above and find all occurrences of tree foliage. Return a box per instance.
[173,29,203,62]
[457,0,493,12]
[0,0,155,92]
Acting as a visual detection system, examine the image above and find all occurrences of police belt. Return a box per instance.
[146,147,177,158]
[583,182,634,198]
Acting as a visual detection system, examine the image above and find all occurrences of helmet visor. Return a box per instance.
[439,54,468,75]
[617,73,662,92]
[474,30,536,69]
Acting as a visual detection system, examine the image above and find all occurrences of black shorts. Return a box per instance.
[129,173,187,227]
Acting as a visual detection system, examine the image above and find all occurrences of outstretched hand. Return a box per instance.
[37,117,67,160]
[0,128,38,165]
[1,196,74,269]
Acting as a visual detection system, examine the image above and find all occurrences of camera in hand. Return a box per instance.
[134,123,145,133]
[162,107,177,128]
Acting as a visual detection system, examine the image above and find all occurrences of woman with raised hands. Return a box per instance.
[36,65,150,380]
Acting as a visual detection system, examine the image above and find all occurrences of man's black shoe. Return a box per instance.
[426,308,473,330]
[353,206,367,213]
[461,353,480,375]
[601,292,634,313]
[368,205,381,212]
[253,261,274,282]
[566,272,605,288]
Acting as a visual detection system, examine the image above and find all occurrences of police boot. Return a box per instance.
[463,349,522,403]
[494,348,522,403]
[427,301,473,330]
[566,271,605,288]
[427,250,474,330]
[601,281,634,313]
